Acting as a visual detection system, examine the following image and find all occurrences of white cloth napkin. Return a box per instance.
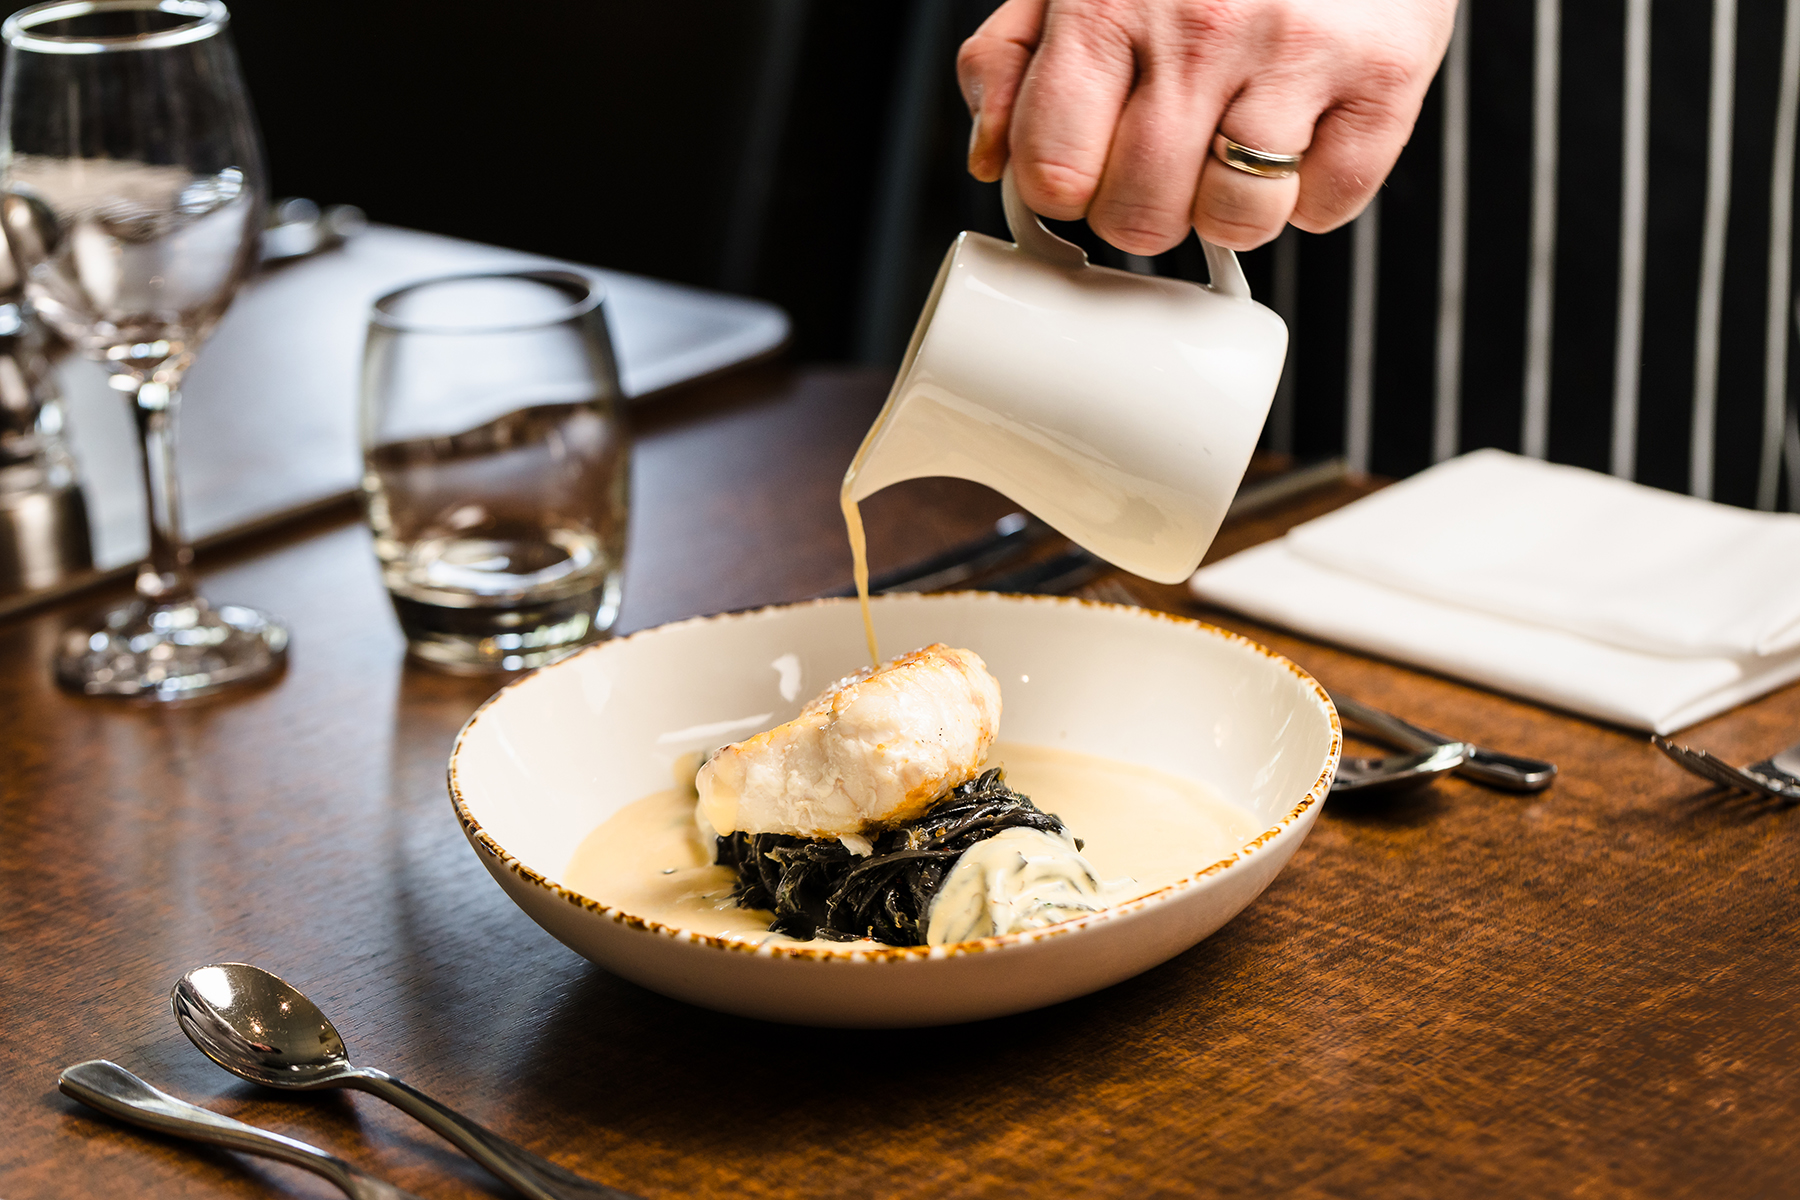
[1189,450,1800,733]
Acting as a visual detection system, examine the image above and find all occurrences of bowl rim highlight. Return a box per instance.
[447,591,1342,965]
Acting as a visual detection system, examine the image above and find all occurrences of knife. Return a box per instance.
[818,512,1051,598]
[833,457,1352,599]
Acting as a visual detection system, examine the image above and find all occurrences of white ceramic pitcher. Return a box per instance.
[844,171,1289,585]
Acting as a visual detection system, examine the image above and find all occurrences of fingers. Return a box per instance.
[1004,4,1140,220]
[1189,86,1321,251]
[1288,2,1454,232]
[1082,53,1230,255]
[1006,0,1301,251]
[1288,92,1422,234]
[964,0,1453,248]
[957,0,1046,183]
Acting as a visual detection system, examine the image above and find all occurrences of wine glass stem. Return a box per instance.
[127,378,196,605]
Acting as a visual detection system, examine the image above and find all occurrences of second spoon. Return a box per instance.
[172,962,639,1200]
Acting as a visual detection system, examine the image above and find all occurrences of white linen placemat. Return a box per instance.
[1189,451,1800,733]
[1284,449,1800,658]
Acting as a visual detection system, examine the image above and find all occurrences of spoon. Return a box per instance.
[1331,741,1468,795]
[172,963,640,1200]
[260,197,368,263]
[1332,694,1557,792]
[59,1060,424,1200]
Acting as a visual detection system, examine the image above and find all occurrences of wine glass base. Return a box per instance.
[55,598,288,700]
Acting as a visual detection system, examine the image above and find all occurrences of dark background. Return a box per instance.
[227,2,999,364]
[220,0,1315,407]
[219,0,1791,503]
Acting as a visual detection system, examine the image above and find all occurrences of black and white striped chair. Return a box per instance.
[857,0,1800,512]
[1219,0,1799,511]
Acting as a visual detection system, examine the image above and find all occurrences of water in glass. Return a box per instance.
[361,272,628,672]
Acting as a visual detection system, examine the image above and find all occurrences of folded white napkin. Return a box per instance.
[1189,450,1800,733]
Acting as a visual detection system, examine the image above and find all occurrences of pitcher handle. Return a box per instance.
[1000,166,1088,268]
[1000,165,1253,299]
[1200,239,1251,300]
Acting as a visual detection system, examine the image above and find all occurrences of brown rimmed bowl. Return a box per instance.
[448,592,1340,1027]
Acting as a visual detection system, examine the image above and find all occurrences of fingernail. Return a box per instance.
[968,109,983,159]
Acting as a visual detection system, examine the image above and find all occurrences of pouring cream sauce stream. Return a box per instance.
[841,490,880,669]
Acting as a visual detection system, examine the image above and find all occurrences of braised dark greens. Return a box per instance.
[714,767,1070,945]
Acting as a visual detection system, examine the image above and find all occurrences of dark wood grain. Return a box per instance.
[3,364,1797,1200]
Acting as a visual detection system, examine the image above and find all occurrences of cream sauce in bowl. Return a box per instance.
[561,741,1260,950]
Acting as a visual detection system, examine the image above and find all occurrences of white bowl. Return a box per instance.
[448,592,1340,1027]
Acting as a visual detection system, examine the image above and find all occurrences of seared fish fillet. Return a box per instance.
[696,644,1002,840]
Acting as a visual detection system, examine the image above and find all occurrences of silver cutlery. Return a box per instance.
[1332,740,1468,795]
[1054,577,1472,795]
[1333,695,1559,792]
[261,197,367,264]
[846,458,1349,600]
[979,545,1109,595]
[172,963,641,1200]
[58,1060,423,1200]
[977,461,1351,596]
[820,511,1049,598]
[1652,734,1800,801]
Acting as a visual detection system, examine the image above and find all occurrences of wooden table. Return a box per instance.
[3,364,1797,1199]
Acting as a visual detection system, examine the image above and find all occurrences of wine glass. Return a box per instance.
[0,0,285,698]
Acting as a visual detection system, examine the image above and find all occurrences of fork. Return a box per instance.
[1651,735,1800,802]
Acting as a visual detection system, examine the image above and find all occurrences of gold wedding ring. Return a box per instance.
[1212,134,1304,179]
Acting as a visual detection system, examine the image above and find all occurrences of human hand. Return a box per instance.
[958,0,1456,252]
